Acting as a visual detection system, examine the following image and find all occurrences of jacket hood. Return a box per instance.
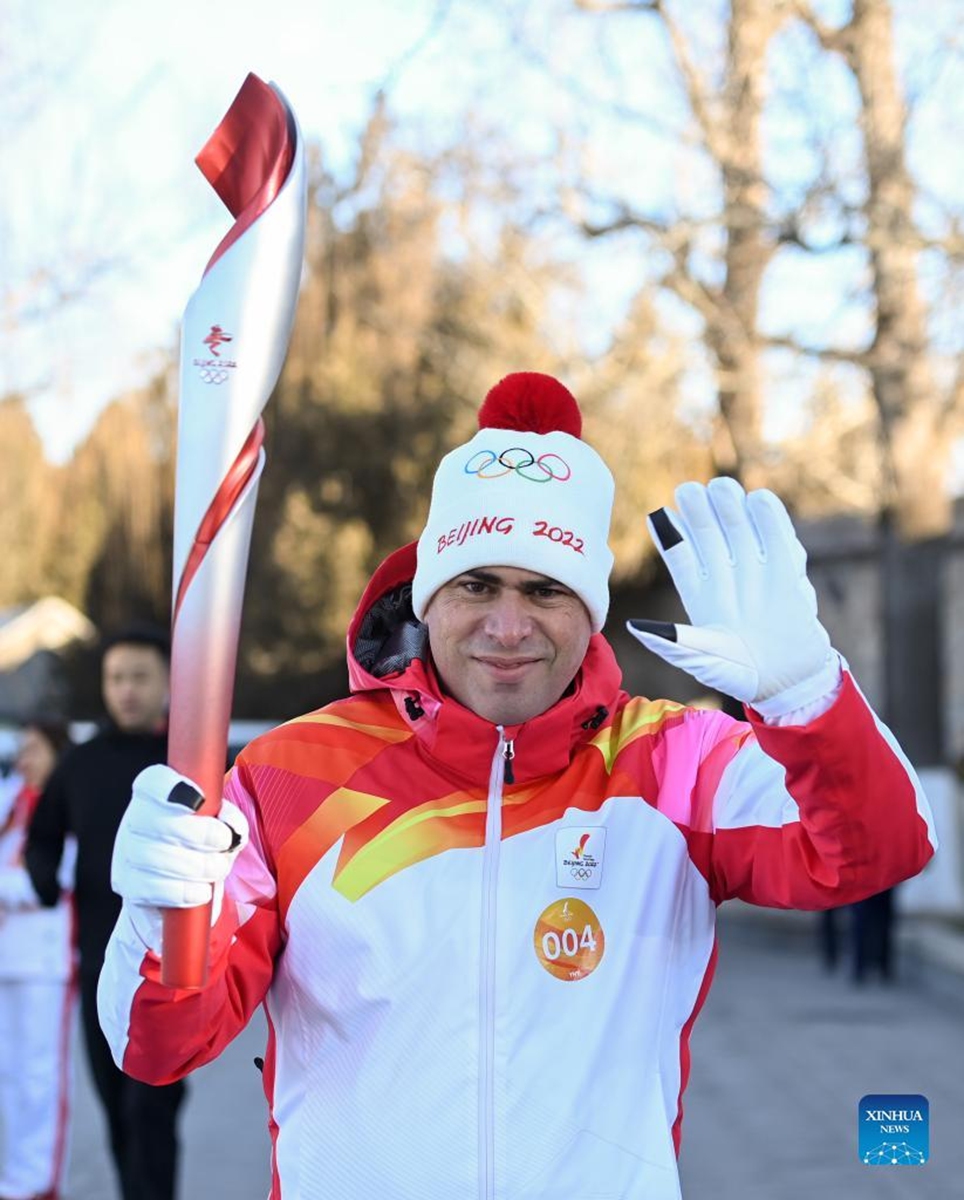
[346,543,625,785]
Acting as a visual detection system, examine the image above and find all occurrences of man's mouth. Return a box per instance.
[475,657,541,679]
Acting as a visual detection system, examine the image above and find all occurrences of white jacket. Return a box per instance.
[0,776,75,982]
[98,547,937,1199]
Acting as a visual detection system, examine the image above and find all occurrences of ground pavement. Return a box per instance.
[64,1011,272,1199]
[57,910,962,1198]
[679,908,964,1199]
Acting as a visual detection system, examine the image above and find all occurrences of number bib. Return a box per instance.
[533,897,605,981]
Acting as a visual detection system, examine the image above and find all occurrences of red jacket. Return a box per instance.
[99,543,937,1200]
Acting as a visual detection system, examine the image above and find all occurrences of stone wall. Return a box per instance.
[800,514,885,713]
[942,502,964,765]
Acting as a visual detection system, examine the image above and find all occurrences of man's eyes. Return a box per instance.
[455,579,569,600]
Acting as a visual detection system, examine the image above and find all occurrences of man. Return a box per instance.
[26,626,187,1200]
[98,374,935,1200]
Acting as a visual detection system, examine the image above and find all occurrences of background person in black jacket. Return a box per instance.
[26,625,187,1200]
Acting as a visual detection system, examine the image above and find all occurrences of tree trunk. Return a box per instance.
[706,0,778,486]
[845,0,949,765]
[849,0,950,539]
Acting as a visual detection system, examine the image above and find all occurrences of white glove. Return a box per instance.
[628,477,840,718]
[111,763,249,952]
[0,867,39,910]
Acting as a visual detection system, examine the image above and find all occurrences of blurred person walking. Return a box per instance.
[852,887,897,983]
[0,720,75,1200]
[25,626,187,1200]
[818,889,897,983]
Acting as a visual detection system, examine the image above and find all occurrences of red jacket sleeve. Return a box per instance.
[98,765,282,1084]
[704,672,937,908]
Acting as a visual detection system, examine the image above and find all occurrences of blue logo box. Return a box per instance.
[859,1094,928,1165]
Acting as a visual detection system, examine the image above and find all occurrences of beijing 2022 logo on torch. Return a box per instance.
[194,324,238,385]
[858,1094,929,1166]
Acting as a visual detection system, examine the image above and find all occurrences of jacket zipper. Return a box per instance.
[502,738,515,784]
[479,729,511,1200]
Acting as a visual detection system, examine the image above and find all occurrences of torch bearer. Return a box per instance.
[162,74,306,988]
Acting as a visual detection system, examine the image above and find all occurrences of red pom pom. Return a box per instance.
[478,372,582,438]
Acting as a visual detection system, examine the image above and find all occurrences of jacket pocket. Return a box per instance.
[511,1128,679,1200]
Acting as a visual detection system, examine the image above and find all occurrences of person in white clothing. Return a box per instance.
[97,374,936,1199]
[0,721,76,1200]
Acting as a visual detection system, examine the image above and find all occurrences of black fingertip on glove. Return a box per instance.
[629,620,678,642]
[648,508,683,551]
[167,781,205,812]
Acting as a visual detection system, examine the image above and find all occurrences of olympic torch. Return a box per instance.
[162,74,306,988]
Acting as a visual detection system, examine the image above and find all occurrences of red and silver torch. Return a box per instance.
[162,74,306,988]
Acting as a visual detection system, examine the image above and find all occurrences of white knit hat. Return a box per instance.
[412,373,615,631]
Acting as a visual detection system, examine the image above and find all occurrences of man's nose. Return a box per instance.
[483,593,534,645]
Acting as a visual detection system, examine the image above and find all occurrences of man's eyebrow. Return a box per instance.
[459,569,502,585]
[456,569,571,593]
[521,577,573,594]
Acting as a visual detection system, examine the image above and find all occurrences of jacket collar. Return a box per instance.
[347,543,624,786]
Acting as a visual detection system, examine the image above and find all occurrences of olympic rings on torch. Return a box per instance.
[199,368,230,385]
[464,447,571,483]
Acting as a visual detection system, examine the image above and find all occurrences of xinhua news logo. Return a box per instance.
[859,1094,928,1166]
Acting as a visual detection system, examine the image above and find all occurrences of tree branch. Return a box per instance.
[649,2,728,163]
[580,206,671,239]
[765,333,872,368]
[789,0,853,56]
[505,10,681,141]
[574,0,658,11]
[941,358,964,429]
[775,219,857,253]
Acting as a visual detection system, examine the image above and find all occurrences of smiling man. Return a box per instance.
[98,373,936,1200]
[424,566,592,727]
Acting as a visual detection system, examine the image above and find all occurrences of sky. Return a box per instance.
[3,0,963,470]
[4,0,452,460]
[8,0,661,461]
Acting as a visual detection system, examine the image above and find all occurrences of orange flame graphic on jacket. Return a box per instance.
[572,833,591,859]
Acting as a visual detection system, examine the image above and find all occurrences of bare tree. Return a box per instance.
[479,0,962,755]
[796,0,963,539]
[486,0,961,528]
[238,107,591,712]
[0,5,124,346]
[0,395,52,605]
[541,0,797,485]
[38,376,175,627]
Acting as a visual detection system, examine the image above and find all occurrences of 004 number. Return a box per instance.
[540,924,597,960]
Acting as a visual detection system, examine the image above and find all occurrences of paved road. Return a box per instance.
[679,911,964,1199]
[64,1012,272,1199]
[57,913,962,1198]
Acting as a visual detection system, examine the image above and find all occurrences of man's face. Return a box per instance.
[102,643,170,734]
[424,566,592,726]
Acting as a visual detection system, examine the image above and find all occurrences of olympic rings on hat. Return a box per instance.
[464,447,571,483]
